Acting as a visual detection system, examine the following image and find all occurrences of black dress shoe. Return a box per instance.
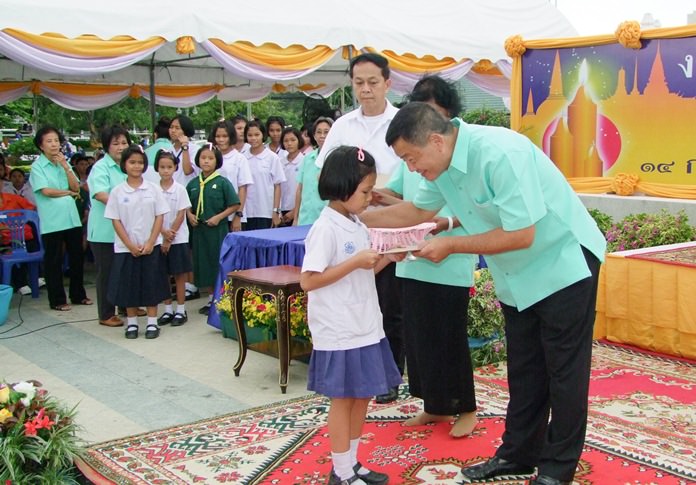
[353,462,388,484]
[375,386,399,404]
[171,311,188,326]
[157,312,174,325]
[125,326,139,339]
[461,456,534,481]
[145,326,160,339]
[185,289,200,301]
[529,474,571,485]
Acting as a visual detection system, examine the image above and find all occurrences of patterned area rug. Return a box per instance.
[79,342,695,484]
[626,245,696,268]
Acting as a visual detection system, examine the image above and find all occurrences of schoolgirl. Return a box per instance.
[301,146,402,485]
[278,126,304,226]
[208,120,253,232]
[186,143,240,315]
[155,150,193,327]
[105,145,170,339]
[242,119,286,230]
[264,115,287,156]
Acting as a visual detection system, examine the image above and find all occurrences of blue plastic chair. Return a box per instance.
[0,209,44,298]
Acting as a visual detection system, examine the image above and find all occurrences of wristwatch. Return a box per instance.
[182,144,189,151]
[272,208,282,214]
[235,211,243,217]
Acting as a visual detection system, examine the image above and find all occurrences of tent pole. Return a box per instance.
[246,102,252,120]
[347,46,357,110]
[148,55,156,131]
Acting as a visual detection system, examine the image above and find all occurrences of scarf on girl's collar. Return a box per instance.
[195,171,220,218]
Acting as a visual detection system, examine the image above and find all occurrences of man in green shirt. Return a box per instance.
[361,102,606,485]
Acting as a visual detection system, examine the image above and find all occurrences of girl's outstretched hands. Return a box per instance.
[353,249,382,269]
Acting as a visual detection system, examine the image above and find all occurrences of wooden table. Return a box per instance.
[228,265,312,393]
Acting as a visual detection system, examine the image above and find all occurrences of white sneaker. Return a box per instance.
[38,277,46,287]
[19,285,31,296]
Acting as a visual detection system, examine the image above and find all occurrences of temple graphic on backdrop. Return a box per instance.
[520,42,696,182]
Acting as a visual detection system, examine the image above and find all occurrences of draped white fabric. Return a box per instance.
[0,32,160,76]
[0,84,29,105]
[137,88,219,108]
[39,85,131,110]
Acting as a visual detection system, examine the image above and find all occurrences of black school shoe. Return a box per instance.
[171,312,188,327]
[198,303,211,315]
[157,312,174,325]
[353,463,389,484]
[375,386,399,404]
[145,325,160,339]
[185,289,200,301]
[125,326,138,339]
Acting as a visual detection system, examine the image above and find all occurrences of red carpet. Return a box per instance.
[79,342,695,484]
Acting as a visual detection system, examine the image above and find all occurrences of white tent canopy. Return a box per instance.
[0,0,577,109]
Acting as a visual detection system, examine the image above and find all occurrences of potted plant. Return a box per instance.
[0,380,84,484]
[467,269,507,367]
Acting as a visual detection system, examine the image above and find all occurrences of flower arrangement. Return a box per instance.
[216,280,310,340]
[467,269,507,366]
[605,209,695,252]
[0,380,84,484]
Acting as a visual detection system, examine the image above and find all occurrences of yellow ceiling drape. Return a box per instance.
[3,29,165,56]
[567,175,696,200]
[208,40,335,69]
[0,82,30,93]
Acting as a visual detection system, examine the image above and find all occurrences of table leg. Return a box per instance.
[232,285,248,376]
[276,288,291,393]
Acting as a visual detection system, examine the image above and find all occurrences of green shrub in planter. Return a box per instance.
[605,209,696,252]
[587,208,613,236]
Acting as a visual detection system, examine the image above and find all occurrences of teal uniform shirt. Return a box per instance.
[29,153,82,234]
[86,154,127,243]
[296,149,327,225]
[386,162,475,287]
[144,138,173,170]
[413,119,606,310]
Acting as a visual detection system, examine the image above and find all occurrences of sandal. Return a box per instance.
[72,298,93,306]
[51,304,72,312]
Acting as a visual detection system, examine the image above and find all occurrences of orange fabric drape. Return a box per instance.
[207,40,335,69]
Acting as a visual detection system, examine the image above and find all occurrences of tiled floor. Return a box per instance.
[0,270,311,444]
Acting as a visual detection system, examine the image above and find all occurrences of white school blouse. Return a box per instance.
[280,152,303,211]
[302,206,384,351]
[244,147,286,218]
[104,180,169,253]
[159,181,191,245]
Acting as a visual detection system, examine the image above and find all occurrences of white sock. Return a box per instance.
[350,438,359,467]
[185,282,197,292]
[147,317,158,328]
[332,450,354,480]
[176,303,186,314]
[165,304,173,314]
[127,317,138,328]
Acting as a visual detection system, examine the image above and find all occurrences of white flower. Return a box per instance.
[13,381,36,406]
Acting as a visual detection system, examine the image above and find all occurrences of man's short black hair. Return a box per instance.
[349,53,390,80]
[385,102,453,148]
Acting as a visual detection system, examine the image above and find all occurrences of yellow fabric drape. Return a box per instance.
[3,29,165,57]
[208,40,335,69]
[271,83,328,93]
[567,175,696,200]
[0,82,30,92]
[148,85,221,97]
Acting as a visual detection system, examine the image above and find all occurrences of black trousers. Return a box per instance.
[375,263,405,375]
[403,278,475,415]
[42,227,86,308]
[90,241,116,320]
[495,247,601,481]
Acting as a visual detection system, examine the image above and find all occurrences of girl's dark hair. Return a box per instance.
[280,126,305,151]
[100,125,131,152]
[172,115,195,137]
[119,145,148,174]
[154,149,178,171]
[207,120,237,147]
[34,125,64,149]
[153,117,171,139]
[265,116,286,136]
[195,142,223,170]
[9,168,25,179]
[318,146,376,201]
[70,153,89,166]
[407,75,462,118]
[245,118,266,139]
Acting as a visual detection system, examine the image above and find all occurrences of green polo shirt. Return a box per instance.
[386,162,475,287]
[29,154,82,234]
[86,154,127,243]
[296,149,327,225]
[413,118,606,310]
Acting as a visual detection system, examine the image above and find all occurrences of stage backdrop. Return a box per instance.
[511,25,696,185]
